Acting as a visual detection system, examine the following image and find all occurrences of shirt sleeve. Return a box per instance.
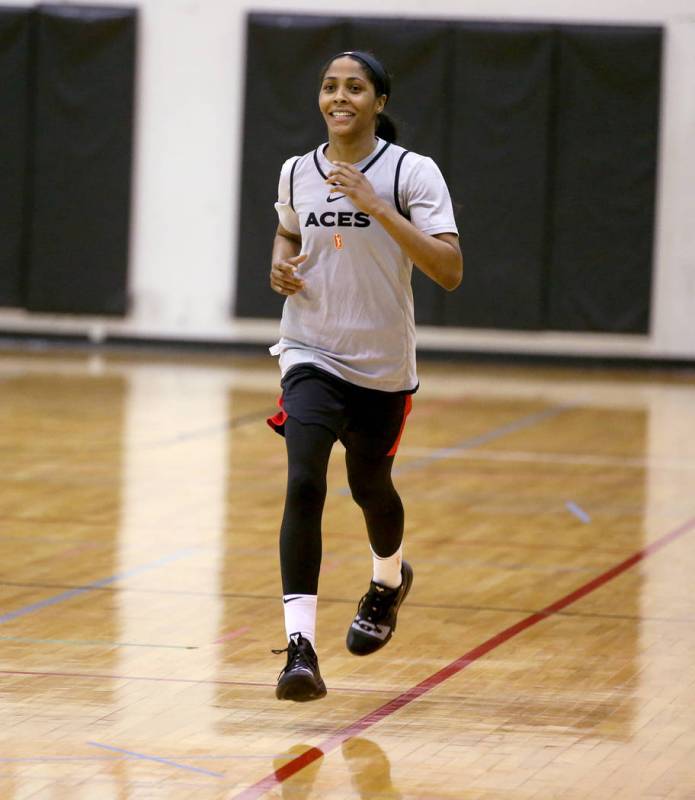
[402,156,458,237]
[274,157,301,235]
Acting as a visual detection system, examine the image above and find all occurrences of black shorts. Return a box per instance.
[267,365,413,459]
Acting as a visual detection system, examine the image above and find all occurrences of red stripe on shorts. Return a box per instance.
[267,394,288,432]
[387,394,412,456]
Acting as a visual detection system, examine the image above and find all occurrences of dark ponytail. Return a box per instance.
[376,112,398,143]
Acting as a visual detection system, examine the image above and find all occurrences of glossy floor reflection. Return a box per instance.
[0,348,694,798]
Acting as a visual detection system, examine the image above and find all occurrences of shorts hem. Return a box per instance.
[267,396,339,440]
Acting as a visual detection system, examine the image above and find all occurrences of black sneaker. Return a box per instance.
[346,561,413,656]
[273,633,327,702]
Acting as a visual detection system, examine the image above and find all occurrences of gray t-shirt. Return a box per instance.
[270,138,458,392]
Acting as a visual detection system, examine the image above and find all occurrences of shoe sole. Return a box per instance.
[346,561,414,656]
[276,673,327,702]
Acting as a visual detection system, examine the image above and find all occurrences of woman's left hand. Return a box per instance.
[325,163,384,216]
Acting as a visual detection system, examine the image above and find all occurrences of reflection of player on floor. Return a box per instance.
[268,50,462,701]
[342,738,402,800]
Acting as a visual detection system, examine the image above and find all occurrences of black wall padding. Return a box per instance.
[443,23,554,330]
[236,14,661,335]
[235,14,345,319]
[0,8,32,307]
[547,27,662,333]
[25,4,136,315]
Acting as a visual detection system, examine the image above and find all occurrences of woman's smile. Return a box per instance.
[329,109,356,126]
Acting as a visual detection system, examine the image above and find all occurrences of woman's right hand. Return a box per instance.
[270,253,308,296]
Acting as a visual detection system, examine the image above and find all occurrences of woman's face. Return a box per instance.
[319,57,386,138]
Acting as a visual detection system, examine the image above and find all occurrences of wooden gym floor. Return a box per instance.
[1,346,694,799]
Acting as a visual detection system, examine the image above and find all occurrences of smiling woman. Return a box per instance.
[266,50,462,703]
[318,50,395,145]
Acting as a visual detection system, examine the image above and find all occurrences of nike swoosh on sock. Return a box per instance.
[283,596,302,604]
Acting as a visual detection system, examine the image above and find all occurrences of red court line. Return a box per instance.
[213,626,251,645]
[230,514,695,800]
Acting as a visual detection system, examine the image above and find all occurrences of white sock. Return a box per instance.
[282,594,317,648]
[371,544,403,589]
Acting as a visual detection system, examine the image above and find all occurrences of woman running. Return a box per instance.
[268,50,462,702]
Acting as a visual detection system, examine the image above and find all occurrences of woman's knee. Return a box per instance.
[286,468,327,510]
[348,471,396,510]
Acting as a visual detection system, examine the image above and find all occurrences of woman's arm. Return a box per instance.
[325,162,463,291]
[270,224,307,296]
[372,214,462,291]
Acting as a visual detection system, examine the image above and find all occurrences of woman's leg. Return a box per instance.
[279,417,335,644]
[344,447,412,655]
[345,449,404,570]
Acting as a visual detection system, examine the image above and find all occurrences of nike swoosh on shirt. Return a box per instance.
[326,194,346,203]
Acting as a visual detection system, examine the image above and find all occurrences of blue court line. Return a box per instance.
[394,405,572,477]
[566,500,591,524]
[86,742,225,778]
[0,548,197,626]
[337,404,571,495]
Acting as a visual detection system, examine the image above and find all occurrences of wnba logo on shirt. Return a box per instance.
[305,211,370,228]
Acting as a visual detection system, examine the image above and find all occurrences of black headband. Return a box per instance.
[333,50,390,101]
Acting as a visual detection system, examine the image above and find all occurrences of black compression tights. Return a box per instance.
[280,417,404,595]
